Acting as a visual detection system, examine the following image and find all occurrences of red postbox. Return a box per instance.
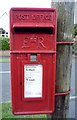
[10,8,57,115]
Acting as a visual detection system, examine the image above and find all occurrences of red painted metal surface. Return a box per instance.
[55,89,71,96]
[56,42,74,44]
[10,8,57,115]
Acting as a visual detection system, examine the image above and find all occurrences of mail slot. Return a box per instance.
[10,8,57,115]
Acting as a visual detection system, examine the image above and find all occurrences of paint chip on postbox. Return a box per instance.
[10,7,57,115]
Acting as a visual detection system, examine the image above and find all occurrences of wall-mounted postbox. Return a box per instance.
[10,8,57,115]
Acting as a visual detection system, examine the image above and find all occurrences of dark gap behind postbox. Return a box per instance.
[14,27,54,34]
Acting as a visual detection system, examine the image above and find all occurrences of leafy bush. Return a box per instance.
[0,37,10,50]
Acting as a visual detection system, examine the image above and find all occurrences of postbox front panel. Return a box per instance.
[10,8,57,115]
[11,53,56,114]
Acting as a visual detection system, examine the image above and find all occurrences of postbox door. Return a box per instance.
[11,53,56,114]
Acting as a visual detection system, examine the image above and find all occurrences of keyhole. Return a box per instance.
[20,82,22,86]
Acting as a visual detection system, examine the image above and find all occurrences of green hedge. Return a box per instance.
[0,37,10,50]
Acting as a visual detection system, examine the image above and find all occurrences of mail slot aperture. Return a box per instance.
[13,27,54,34]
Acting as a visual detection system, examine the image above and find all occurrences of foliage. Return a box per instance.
[74,24,77,37]
[72,41,77,55]
[0,37,10,50]
[0,28,6,34]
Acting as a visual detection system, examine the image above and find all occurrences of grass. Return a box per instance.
[0,103,2,120]
[0,103,47,119]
